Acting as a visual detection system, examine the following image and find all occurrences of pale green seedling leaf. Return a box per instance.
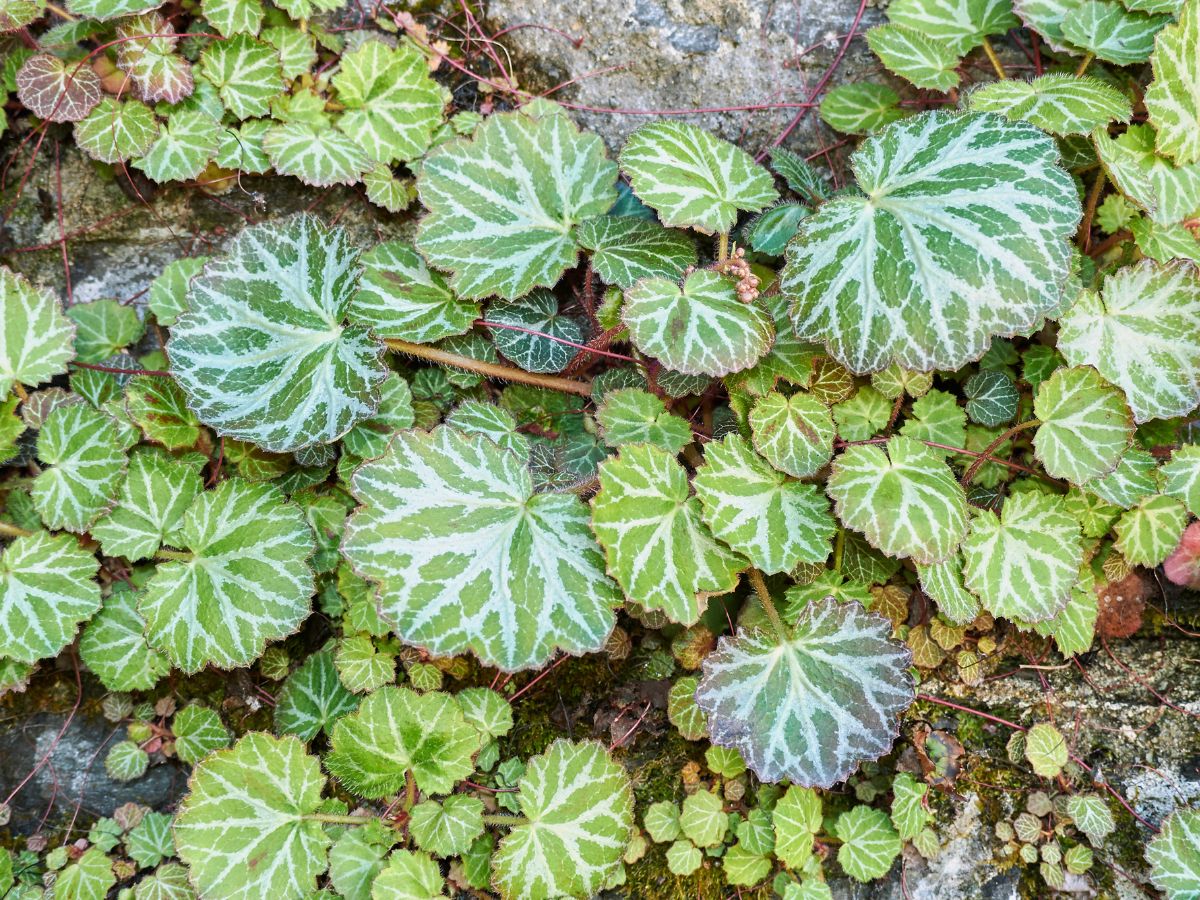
[342,427,619,670]
[1025,722,1069,776]
[1066,793,1115,843]
[1058,261,1200,423]
[32,404,126,533]
[67,298,142,364]
[592,443,745,625]
[622,270,773,377]
[172,704,230,765]
[644,801,681,843]
[773,786,822,867]
[416,104,617,300]
[328,823,393,900]
[106,739,149,781]
[1033,366,1133,483]
[836,806,901,882]
[749,391,835,478]
[577,216,697,288]
[866,25,961,91]
[201,0,263,35]
[79,584,169,691]
[696,597,915,787]
[54,847,115,900]
[491,740,633,900]
[693,434,836,573]
[409,795,484,857]
[968,74,1131,135]
[665,840,701,876]
[149,257,207,327]
[140,478,315,672]
[0,265,74,396]
[781,111,1079,374]
[371,849,446,900]
[890,772,931,840]
[618,120,778,234]
[275,649,358,741]
[335,634,395,694]
[175,733,331,900]
[0,530,99,665]
[75,97,159,164]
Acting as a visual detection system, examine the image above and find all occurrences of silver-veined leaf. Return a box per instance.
[916,553,980,624]
[491,740,633,900]
[968,74,1132,135]
[819,83,906,135]
[74,97,159,164]
[32,403,126,533]
[134,109,220,183]
[1060,0,1168,64]
[693,435,836,574]
[1145,0,1200,166]
[170,214,387,452]
[591,443,745,625]
[618,120,778,234]
[0,265,74,397]
[887,0,1019,53]
[1146,806,1200,899]
[596,387,692,454]
[865,25,961,91]
[1163,445,1200,515]
[274,649,358,741]
[622,270,774,377]
[836,806,901,882]
[140,478,315,672]
[175,733,331,900]
[263,122,370,187]
[173,704,230,765]
[115,13,193,105]
[1058,260,1200,423]
[0,530,100,664]
[1085,447,1161,508]
[79,584,169,691]
[577,216,697,289]
[1114,493,1188,566]
[409,795,484,857]
[695,597,915,787]
[781,111,1080,374]
[1032,366,1133,483]
[198,33,283,119]
[324,686,480,797]
[487,291,584,374]
[201,0,263,35]
[1094,126,1200,225]
[416,103,617,300]
[960,491,1083,621]
[341,427,620,671]
[826,435,969,565]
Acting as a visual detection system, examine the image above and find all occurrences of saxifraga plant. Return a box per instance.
[2,0,1200,895]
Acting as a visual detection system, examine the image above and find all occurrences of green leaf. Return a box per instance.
[171,214,387,452]
[214,118,272,174]
[968,74,1131,136]
[782,111,1079,374]
[363,164,413,213]
[1094,125,1200,225]
[725,843,771,886]
[325,686,478,798]
[963,370,1019,426]
[263,121,370,187]
[79,584,169,691]
[0,0,45,31]
[54,847,115,900]
[679,789,727,848]
[444,401,529,457]
[592,443,745,625]
[67,299,142,364]
[491,740,633,900]
[1060,0,1168,64]
[134,863,193,900]
[115,13,193,105]
[596,387,691,453]
[693,434,836,573]
[199,34,283,119]
[1032,366,1133,483]
[827,435,969,564]
[0,530,99,665]
[0,265,74,396]
[275,649,358,741]
[696,597,914,786]
[124,375,202,450]
[644,801,681,843]
[149,257,207,327]
[91,448,203,560]
[75,97,159,164]
[887,0,1019,53]
[773,786,822,867]
[335,634,395,693]
[664,839,701,875]
[201,0,263,35]
[328,823,393,900]
[125,811,176,868]
[1058,261,1200,423]
[833,386,891,441]
[1114,493,1188,566]
[487,290,584,374]
[140,477,315,672]
[172,704,230,765]
[745,202,810,255]
[1086,447,1161,508]
[15,52,102,122]
[891,772,931,839]
[1024,722,1068,776]
[32,404,126,533]
[416,104,617,300]
[769,148,831,204]
[175,733,331,899]
[371,849,446,900]
[1145,0,1200,166]
[819,83,906,135]
[866,24,961,91]
[577,216,697,288]
[1034,565,1098,655]
[900,388,968,455]
[331,40,446,164]
[667,675,707,740]
[1164,445,1200,515]
[1147,806,1200,899]
[917,555,980,624]
[748,391,835,479]
[343,427,619,670]
[618,120,778,234]
[134,110,220,183]
[961,491,1083,621]
[835,806,901,881]
[106,739,149,781]
[731,294,824,397]
[1066,793,1115,843]
[622,270,773,376]
[409,795,484,856]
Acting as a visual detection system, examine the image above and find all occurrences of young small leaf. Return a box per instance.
[596,387,692,454]
[487,290,584,374]
[969,74,1131,136]
[836,806,901,881]
[275,649,358,741]
[172,704,230,765]
[819,83,906,135]
[198,34,283,119]
[16,53,102,122]
[74,97,160,164]
[866,25,961,91]
[886,0,1019,53]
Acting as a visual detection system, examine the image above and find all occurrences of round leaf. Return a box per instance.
[749,391,835,478]
[32,404,127,533]
[1033,366,1134,483]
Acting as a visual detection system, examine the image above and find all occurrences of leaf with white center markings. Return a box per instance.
[175,733,331,900]
[134,109,219,183]
[1085,447,1160,508]
[139,478,315,672]
[115,13,193,105]
[0,531,99,665]
[1058,261,1200,424]
[199,34,283,120]
[79,584,169,691]
[342,426,619,670]
[1114,494,1188,566]
[916,553,980,624]
[91,447,203,561]
[968,74,1131,136]
[74,97,160,164]
[827,435,969,564]
[694,435,836,574]
[578,216,697,288]
[1060,0,1169,64]
[866,25,961,91]
[1094,126,1200,225]
[696,597,914,787]
[820,83,906,135]
[264,122,370,187]
[596,388,692,454]
[275,649,358,741]
[487,290,584,374]
[16,53,101,122]
[201,0,263,35]
[416,103,617,300]
[409,795,484,857]
[172,704,230,764]
[1164,445,1200,515]
[591,443,746,625]
[836,806,901,881]
[491,740,633,900]
[961,491,1083,621]
[170,214,387,452]
[32,404,127,533]
[1145,0,1200,166]
[1146,806,1200,898]
[619,120,778,234]
[887,0,1019,53]
[1032,366,1133,483]
[0,265,74,397]
[781,112,1080,374]
[622,270,774,377]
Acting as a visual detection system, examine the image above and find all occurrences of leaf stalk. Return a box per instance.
[384,339,593,398]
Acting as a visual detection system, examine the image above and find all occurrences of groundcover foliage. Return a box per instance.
[1,0,1199,895]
